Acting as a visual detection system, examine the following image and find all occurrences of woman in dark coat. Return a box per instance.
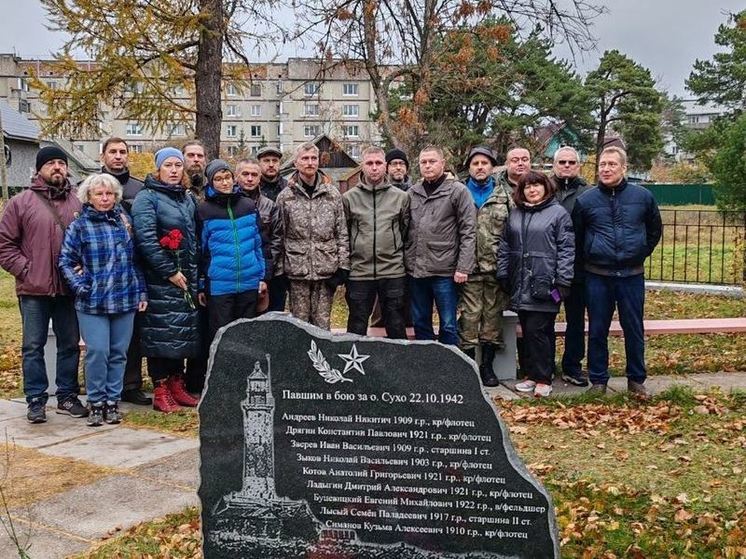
[496,171,574,398]
[132,147,201,413]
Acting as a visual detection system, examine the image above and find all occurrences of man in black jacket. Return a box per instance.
[550,146,590,387]
[100,138,151,406]
[573,147,662,399]
[257,146,288,202]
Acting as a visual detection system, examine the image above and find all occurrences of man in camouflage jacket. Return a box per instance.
[276,143,350,330]
[458,146,513,386]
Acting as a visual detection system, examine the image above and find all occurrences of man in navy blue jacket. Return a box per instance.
[572,147,662,399]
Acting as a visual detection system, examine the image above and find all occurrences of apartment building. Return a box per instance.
[0,54,382,161]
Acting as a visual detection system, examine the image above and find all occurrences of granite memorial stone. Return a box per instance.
[199,314,559,558]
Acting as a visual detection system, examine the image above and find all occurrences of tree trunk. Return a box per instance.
[594,111,607,183]
[194,0,225,159]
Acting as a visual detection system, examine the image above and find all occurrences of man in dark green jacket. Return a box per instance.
[343,147,410,338]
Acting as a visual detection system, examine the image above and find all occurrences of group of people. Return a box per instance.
[0,135,662,426]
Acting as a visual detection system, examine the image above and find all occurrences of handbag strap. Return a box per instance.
[32,189,67,233]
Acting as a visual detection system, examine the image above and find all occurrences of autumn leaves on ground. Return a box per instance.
[0,270,743,557]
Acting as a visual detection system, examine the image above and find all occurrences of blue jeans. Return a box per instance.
[77,311,136,403]
[409,276,459,345]
[19,295,80,403]
[586,272,646,385]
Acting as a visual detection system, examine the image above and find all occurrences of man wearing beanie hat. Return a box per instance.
[0,145,87,423]
[386,148,411,191]
[457,145,512,387]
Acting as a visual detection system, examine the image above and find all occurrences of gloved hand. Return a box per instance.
[496,277,510,294]
[325,268,349,289]
[557,285,571,301]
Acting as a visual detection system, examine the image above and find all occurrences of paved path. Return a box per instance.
[2,372,746,557]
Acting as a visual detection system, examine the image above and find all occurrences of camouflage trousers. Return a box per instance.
[457,272,509,350]
[289,280,335,330]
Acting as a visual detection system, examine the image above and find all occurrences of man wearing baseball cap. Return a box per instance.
[0,146,87,423]
[257,146,287,202]
[458,145,512,387]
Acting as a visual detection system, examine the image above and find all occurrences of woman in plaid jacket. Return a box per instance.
[59,173,147,426]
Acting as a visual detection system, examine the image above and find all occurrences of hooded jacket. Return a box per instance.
[198,185,267,296]
[0,175,82,296]
[242,187,283,277]
[343,176,410,280]
[275,171,350,280]
[132,176,200,358]
[59,203,146,314]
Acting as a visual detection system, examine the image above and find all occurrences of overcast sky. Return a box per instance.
[0,0,742,98]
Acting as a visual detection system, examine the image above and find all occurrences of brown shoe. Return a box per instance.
[627,380,650,400]
[588,383,608,395]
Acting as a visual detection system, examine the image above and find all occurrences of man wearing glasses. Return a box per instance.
[496,147,531,196]
[550,147,590,387]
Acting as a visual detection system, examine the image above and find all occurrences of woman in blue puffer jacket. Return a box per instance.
[197,160,269,341]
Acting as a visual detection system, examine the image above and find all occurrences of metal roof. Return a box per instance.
[0,101,39,142]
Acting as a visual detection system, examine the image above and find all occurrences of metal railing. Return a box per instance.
[646,209,746,285]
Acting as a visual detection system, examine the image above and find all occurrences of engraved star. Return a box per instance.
[337,344,370,376]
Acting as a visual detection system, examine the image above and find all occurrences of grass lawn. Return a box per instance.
[71,387,746,558]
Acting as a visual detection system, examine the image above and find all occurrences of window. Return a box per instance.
[128,144,143,153]
[227,145,240,156]
[75,144,85,153]
[226,125,237,138]
[125,122,143,136]
[250,146,259,155]
[348,144,361,159]
[225,82,237,96]
[250,125,262,137]
[342,125,359,138]
[250,104,262,117]
[304,82,320,96]
[226,104,240,117]
[342,104,359,118]
[18,99,30,113]
[18,77,29,92]
[304,125,320,138]
[45,80,58,89]
[688,115,700,124]
[173,85,185,96]
[275,103,281,116]
[343,83,359,96]
[275,81,284,95]
[304,104,320,116]
[250,83,261,97]
[170,124,186,136]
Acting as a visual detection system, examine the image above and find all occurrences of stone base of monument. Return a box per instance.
[198,314,559,558]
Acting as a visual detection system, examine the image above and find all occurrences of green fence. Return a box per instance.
[643,183,715,206]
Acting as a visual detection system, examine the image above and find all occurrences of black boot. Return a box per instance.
[479,344,499,387]
[462,347,476,362]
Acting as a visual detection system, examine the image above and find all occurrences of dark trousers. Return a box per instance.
[147,357,183,383]
[123,312,144,391]
[19,295,80,403]
[586,272,646,385]
[185,306,209,393]
[208,290,259,341]
[345,277,407,339]
[549,282,586,377]
[268,275,289,312]
[517,310,557,385]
